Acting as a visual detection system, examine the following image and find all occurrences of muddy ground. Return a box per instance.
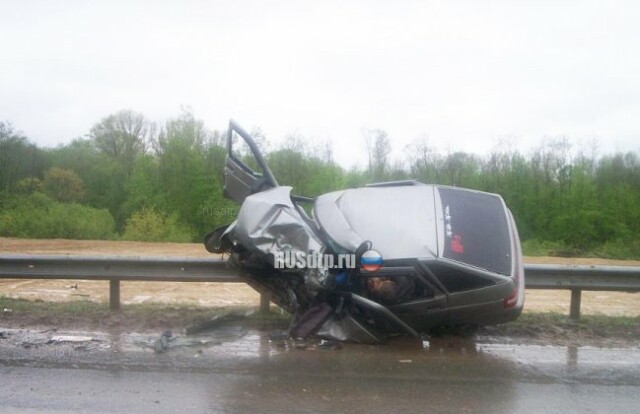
[1,298,639,348]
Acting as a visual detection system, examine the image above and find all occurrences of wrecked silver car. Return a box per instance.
[205,120,525,343]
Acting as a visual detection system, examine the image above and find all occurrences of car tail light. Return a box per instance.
[503,289,518,309]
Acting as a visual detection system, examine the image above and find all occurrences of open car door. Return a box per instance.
[223,120,278,204]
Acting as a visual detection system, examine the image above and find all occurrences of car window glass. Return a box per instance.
[438,187,511,275]
[230,130,263,176]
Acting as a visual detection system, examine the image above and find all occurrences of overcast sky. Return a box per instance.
[1,0,639,168]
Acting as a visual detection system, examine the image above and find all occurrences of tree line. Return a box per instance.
[1,110,639,258]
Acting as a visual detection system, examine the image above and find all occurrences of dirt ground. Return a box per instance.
[0,238,261,308]
[1,237,639,316]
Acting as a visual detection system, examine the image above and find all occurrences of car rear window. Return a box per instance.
[438,187,512,275]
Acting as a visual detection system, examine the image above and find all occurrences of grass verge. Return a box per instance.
[0,296,289,332]
[2,297,639,345]
[480,311,640,345]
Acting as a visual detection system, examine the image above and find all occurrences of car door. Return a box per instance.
[223,120,278,204]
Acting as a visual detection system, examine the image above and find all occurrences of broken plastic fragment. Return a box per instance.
[51,335,93,343]
[154,331,173,353]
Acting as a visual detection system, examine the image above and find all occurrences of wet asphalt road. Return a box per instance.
[1,327,640,413]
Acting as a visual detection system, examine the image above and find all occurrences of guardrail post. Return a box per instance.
[260,292,270,313]
[569,289,581,320]
[109,279,121,311]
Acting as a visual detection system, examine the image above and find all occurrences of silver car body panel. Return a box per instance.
[230,186,324,257]
[314,185,438,260]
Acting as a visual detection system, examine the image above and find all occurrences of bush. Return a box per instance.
[522,237,640,260]
[521,239,569,257]
[593,239,640,260]
[122,208,192,242]
[16,177,43,194]
[0,193,116,239]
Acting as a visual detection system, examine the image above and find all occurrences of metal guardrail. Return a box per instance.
[0,254,242,311]
[524,263,640,319]
[0,254,239,282]
[1,255,639,318]
[524,264,640,291]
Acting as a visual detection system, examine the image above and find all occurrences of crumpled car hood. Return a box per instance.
[226,186,324,258]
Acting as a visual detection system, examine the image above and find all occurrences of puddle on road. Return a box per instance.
[2,323,640,361]
[2,323,640,385]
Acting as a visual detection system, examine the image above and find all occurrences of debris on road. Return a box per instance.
[154,330,173,353]
[318,339,342,350]
[50,335,93,343]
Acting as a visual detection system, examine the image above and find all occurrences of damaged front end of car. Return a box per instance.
[205,120,524,344]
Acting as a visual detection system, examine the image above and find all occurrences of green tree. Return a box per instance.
[363,129,391,182]
[43,167,85,203]
[267,137,345,197]
[267,136,310,193]
[156,109,219,238]
[0,122,46,191]
[46,138,128,229]
[440,152,481,188]
[405,137,439,183]
[121,154,164,219]
[90,110,155,173]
